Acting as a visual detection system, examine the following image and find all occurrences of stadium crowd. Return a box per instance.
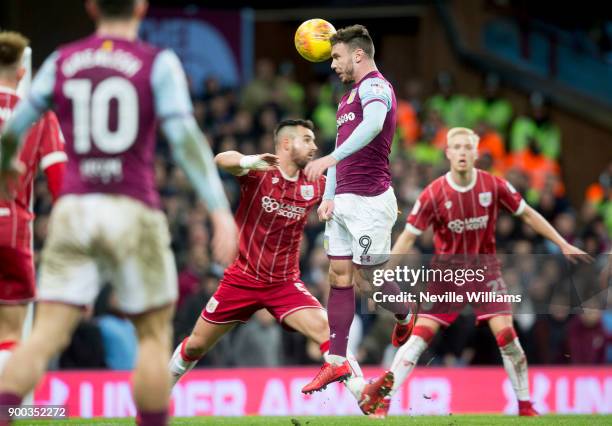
[30,59,611,371]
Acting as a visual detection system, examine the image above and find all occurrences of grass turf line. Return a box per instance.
[14,414,612,426]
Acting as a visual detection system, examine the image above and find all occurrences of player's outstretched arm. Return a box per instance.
[214,151,279,176]
[519,204,593,264]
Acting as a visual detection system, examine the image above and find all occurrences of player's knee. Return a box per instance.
[184,333,208,358]
[329,265,352,287]
[132,306,174,339]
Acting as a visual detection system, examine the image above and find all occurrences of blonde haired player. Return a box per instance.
[0,1,236,425]
[366,127,591,418]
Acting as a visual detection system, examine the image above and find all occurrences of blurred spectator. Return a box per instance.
[95,286,138,370]
[531,293,570,364]
[277,61,305,116]
[59,307,105,369]
[396,78,423,146]
[310,81,338,146]
[177,246,210,308]
[233,310,282,366]
[505,137,564,204]
[510,92,561,160]
[241,58,297,115]
[425,71,472,128]
[475,120,507,174]
[584,162,612,235]
[473,73,514,133]
[568,303,607,364]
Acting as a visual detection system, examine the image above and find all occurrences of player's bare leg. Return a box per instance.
[283,308,369,403]
[488,314,537,416]
[130,304,175,425]
[0,305,27,373]
[302,259,355,393]
[370,317,440,419]
[0,303,82,411]
[169,316,235,386]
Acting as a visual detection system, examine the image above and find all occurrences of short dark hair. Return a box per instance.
[95,0,137,19]
[0,31,28,68]
[330,24,374,58]
[274,119,314,137]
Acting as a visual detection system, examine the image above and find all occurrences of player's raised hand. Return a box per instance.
[210,209,238,266]
[317,199,334,222]
[240,153,279,171]
[561,243,594,264]
[0,158,25,200]
[305,155,337,181]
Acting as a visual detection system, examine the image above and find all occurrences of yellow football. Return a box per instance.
[294,19,336,62]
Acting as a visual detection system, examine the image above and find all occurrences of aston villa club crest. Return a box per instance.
[479,192,492,207]
[347,89,357,104]
[300,185,314,200]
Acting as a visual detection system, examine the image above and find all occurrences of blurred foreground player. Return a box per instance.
[368,127,591,418]
[302,25,415,403]
[0,31,66,373]
[0,1,236,425]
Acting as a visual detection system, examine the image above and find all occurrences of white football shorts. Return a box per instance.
[38,194,177,314]
[324,187,398,266]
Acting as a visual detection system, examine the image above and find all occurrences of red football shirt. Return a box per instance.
[406,169,525,254]
[0,88,66,250]
[223,168,325,284]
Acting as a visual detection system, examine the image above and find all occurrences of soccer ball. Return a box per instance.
[294,19,336,62]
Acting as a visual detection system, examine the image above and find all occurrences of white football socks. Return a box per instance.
[499,337,530,401]
[168,339,199,387]
[389,335,428,397]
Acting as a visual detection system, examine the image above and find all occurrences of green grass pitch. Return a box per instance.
[14,415,612,426]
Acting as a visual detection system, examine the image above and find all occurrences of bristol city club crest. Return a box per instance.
[300,185,315,201]
[479,191,492,207]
